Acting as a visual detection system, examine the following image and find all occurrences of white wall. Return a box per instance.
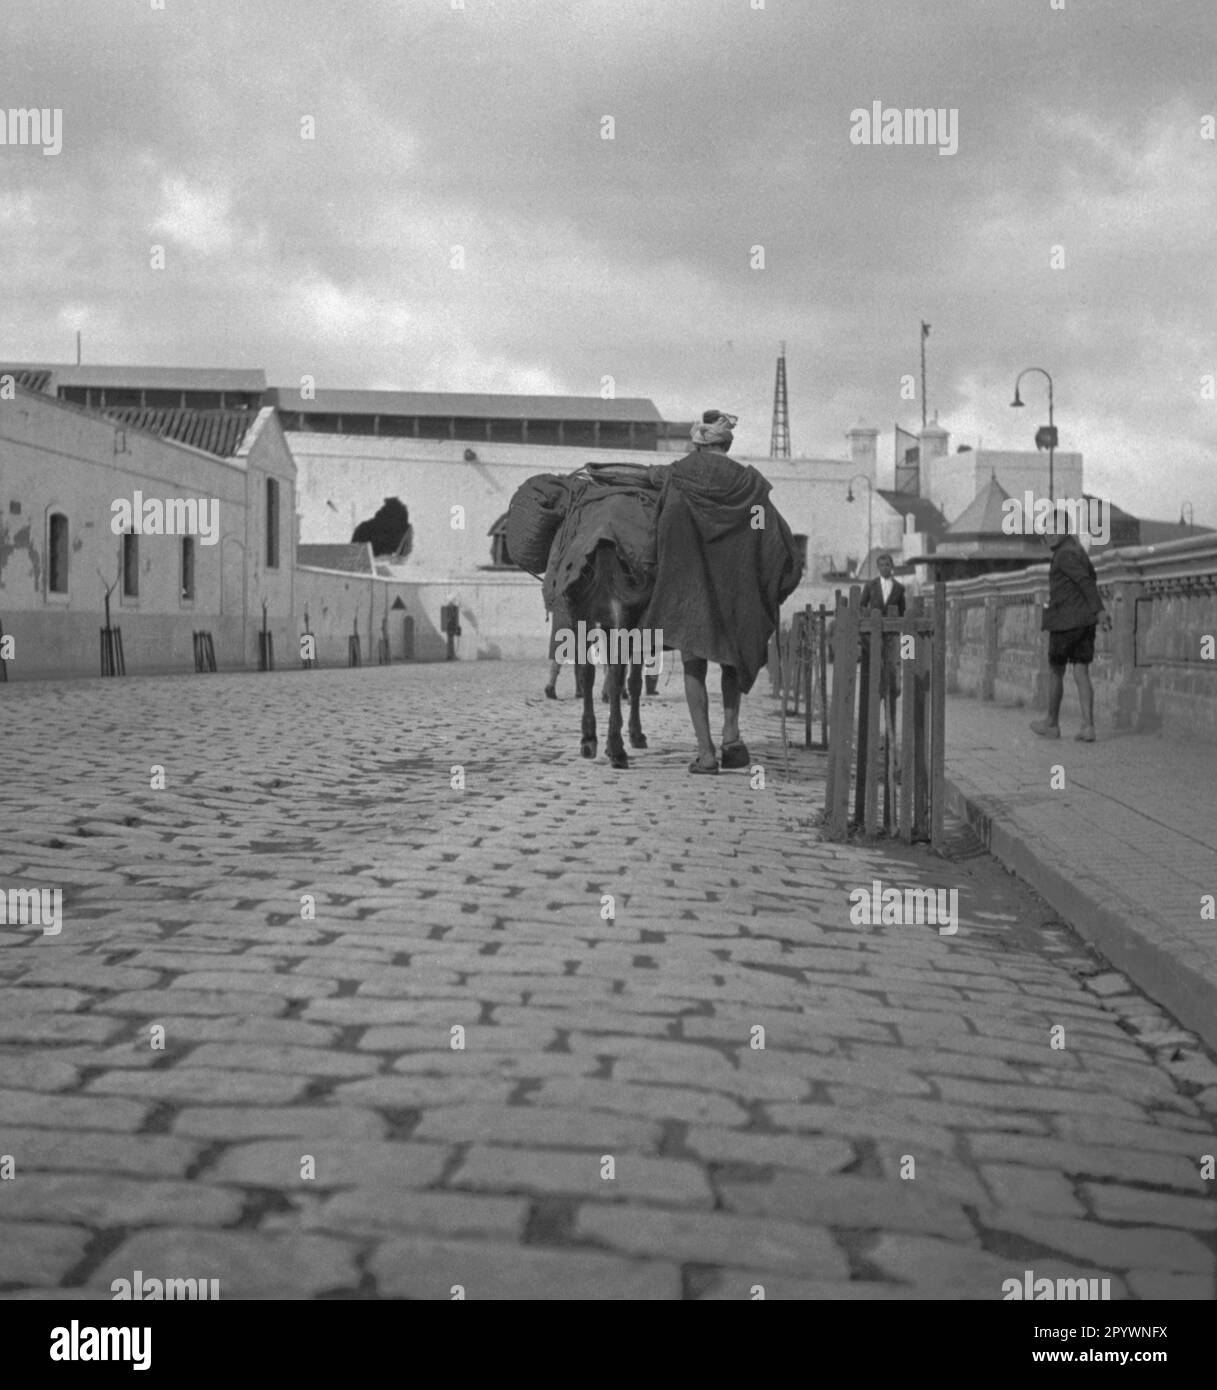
[923,447,1084,526]
[0,391,296,678]
[287,432,889,612]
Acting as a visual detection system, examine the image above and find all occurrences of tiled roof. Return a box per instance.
[266,387,663,423]
[947,475,1014,536]
[100,407,257,458]
[876,490,949,539]
[297,544,374,574]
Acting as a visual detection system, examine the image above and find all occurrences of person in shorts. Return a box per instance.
[1031,508,1111,742]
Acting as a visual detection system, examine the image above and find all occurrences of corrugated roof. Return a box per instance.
[0,367,53,392]
[100,407,257,458]
[947,475,1014,536]
[266,387,663,423]
[297,544,374,574]
[0,363,267,392]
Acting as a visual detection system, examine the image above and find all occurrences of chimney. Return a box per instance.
[846,421,880,480]
[918,413,950,462]
[917,413,951,509]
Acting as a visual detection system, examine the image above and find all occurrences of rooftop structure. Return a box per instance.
[1,362,691,450]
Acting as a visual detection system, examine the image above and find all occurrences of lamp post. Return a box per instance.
[846,473,874,578]
[1010,366,1056,504]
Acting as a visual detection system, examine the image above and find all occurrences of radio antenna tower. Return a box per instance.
[770,341,791,459]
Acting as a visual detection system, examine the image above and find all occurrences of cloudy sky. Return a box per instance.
[2,0,1213,520]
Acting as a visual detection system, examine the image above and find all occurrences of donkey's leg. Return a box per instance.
[579,661,598,758]
[606,662,629,768]
[627,663,647,748]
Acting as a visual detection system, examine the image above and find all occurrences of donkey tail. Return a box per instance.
[588,541,650,608]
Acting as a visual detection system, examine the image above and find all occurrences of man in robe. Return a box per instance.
[644,411,803,773]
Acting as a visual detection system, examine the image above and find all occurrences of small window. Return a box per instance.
[266,477,280,569]
[793,534,809,575]
[48,512,69,593]
[122,532,139,598]
[181,536,195,601]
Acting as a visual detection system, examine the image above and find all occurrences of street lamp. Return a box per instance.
[846,473,874,578]
[1011,366,1056,504]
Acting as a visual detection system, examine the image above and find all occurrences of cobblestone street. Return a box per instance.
[2,661,1215,1300]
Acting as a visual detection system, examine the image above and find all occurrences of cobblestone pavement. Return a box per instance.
[1,662,1215,1300]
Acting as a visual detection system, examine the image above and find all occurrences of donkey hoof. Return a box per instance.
[580,740,597,759]
[629,733,648,749]
[609,750,630,769]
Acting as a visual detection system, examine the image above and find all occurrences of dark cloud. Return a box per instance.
[1,0,1213,518]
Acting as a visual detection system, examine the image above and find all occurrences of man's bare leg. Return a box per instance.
[1045,666,1064,727]
[720,665,742,747]
[1031,664,1066,738]
[1074,664,1096,737]
[683,656,716,766]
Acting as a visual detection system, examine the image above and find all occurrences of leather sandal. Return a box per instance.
[689,748,719,774]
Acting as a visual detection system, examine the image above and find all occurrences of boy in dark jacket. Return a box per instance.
[1031,510,1111,742]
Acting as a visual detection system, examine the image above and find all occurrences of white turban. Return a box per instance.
[691,411,738,447]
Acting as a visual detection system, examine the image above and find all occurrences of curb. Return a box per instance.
[944,774,1217,1056]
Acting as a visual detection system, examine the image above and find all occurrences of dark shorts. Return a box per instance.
[1049,625,1096,667]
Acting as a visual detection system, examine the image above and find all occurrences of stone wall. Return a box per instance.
[945,535,1217,741]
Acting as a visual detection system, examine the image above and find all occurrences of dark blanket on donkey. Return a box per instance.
[642,451,803,694]
[542,463,662,615]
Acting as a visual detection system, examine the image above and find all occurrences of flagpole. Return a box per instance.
[920,321,929,429]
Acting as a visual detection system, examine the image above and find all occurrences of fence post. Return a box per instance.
[817,603,828,749]
[899,610,916,842]
[827,587,861,838]
[860,611,883,835]
[930,579,947,848]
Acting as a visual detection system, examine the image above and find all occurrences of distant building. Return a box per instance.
[3,357,1210,673]
[1,363,690,451]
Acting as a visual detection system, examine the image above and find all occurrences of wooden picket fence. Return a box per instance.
[775,603,829,749]
[824,581,946,845]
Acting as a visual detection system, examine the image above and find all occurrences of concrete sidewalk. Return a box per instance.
[944,697,1217,1055]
